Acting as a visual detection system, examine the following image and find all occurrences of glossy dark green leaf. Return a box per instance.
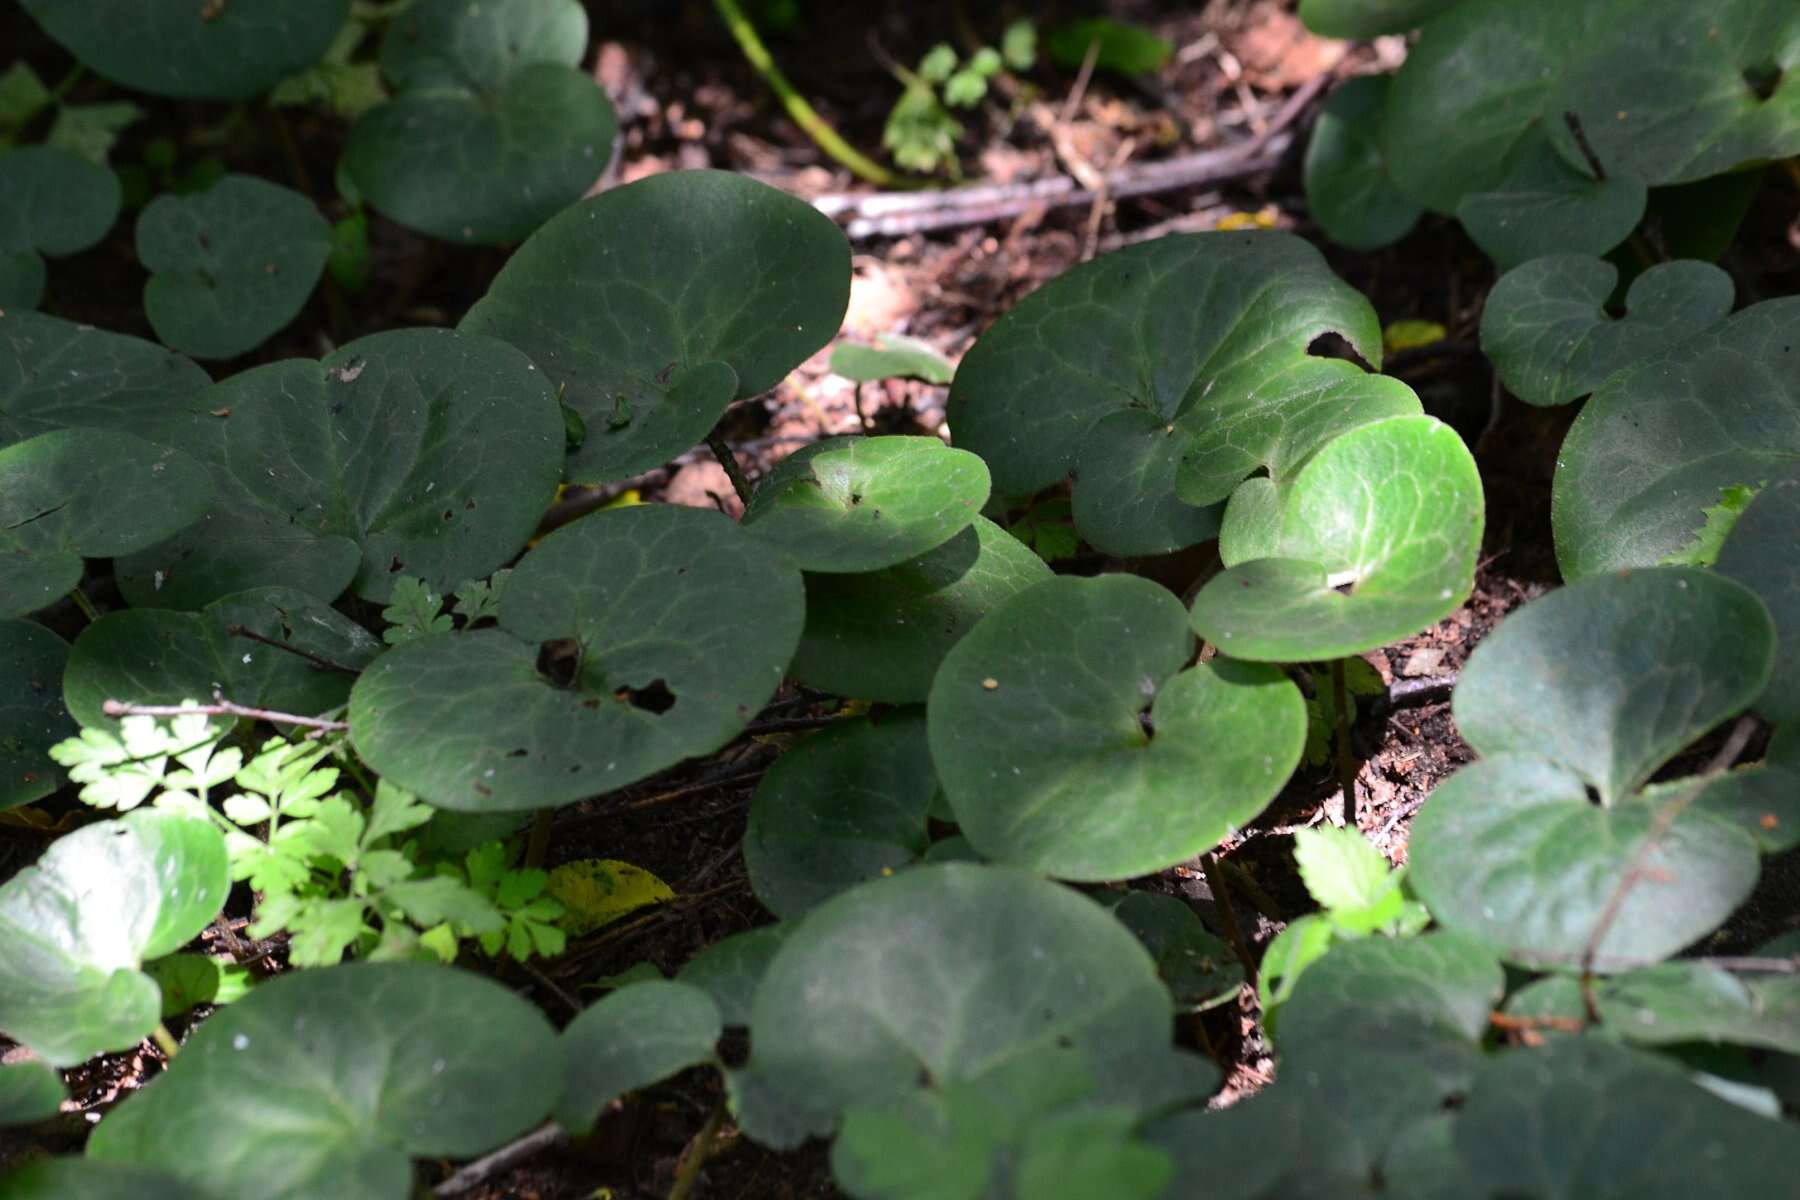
[0,429,211,618]
[947,233,1381,552]
[1067,408,1225,557]
[137,175,330,360]
[0,1160,195,1200]
[557,980,721,1135]
[1482,256,1734,407]
[0,312,210,449]
[351,504,803,811]
[677,924,791,1027]
[1302,76,1421,251]
[733,864,1193,1148]
[63,587,381,729]
[790,517,1050,704]
[1105,892,1242,1013]
[1190,415,1482,661]
[1453,124,1647,266]
[1298,0,1458,36]
[1513,962,1800,1056]
[1717,471,1800,723]
[0,810,228,1066]
[0,620,73,810]
[87,962,561,1200]
[17,0,347,99]
[0,1059,63,1125]
[1042,19,1172,75]
[1688,761,1800,852]
[929,575,1305,880]
[745,713,936,918]
[829,334,953,385]
[342,0,615,244]
[0,147,119,311]
[1455,1038,1800,1197]
[1555,299,1800,576]
[114,328,563,609]
[462,170,850,482]
[742,436,989,572]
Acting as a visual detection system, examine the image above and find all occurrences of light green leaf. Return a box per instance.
[829,334,954,385]
[0,1058,63,1126]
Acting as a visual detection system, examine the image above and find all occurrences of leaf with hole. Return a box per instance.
[1302,76,1422,251]
[0,428,211,619]
[789,517,1050,704]
[63,586,381,730]
[0,810,228,1066]
[0,147,120,311]
[1482,256,1735,407]
[742,436,989,573]
[1190,415,1482,661]
[745,712,937,918]
[136,175,331,360]
[113,328,563,609]
[0,620,73,811]
[17,0,348,99]
[350,504,803,811]
[86,962,561,1200]
[929,575,1305,881]
[342,0,615,244]
[0,312,211,450]
[463,170,848,482]
[557,980,721,1135]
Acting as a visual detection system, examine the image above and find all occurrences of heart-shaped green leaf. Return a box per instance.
[136,175,331,360]
[1452,568,1773,801]
[1385,0,1800,250]
[1,428,211,618]
[929,575,1305,881]
[557,980,721,1135]
[789,517,1051,704]
[1,620,73,810]
[462,170,850,482]
[114,328,563,609]
[17,0,348,99]
[0,1160,194,1199]
[1298,0,1458,37]
[87,961,562,1200]
[0,1059,63,1126]
[351,503,803,811]
[1453,123,1647,266]
[745,712,937,918]
[0,810,228,1066]
[1190,415,1482,661]
[0,312,210,449]
[743,436,989,572]
[342,0,615,244]
[1482,256,1734,407]
[1301,76,1422,250]
[1454,1038,1799,1197]
[1717,471,1800,723]
[946,232,1381,551]
[1555,299,1800,577]
[677,924,792,1027]
[1104,893,1242,1013]
[0,147,120,311]
[63,587,382,730]
[733,863,1202,1148]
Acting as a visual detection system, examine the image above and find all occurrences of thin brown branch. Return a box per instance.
[225,624,361,675]
[705,430,754,507]
[102,693,349,734]
[1202,853,1258,988]
[433,1121,568,1197]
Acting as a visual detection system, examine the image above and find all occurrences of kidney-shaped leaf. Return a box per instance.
[1190,415,1482,661]
[1302,76,1422,251]
[1717,470,1800,724]
[0,312,210,449]
[343,0,615,244]
[1,429,211,618]
[114,328,563,609]
[17,0,349,100]
[557,980,721,1135]
[929,575,1305,881]
[1452,568,1773,801]
[351,503,803,811]
[463,170,851,482]
[137,175,331,361]
[1482,256,1734,407]
[677,924,792,1027]
[743,436,989,572]
[64,587,382,730]
[1105,892,1242,1013]
[1555,299,1800,577]
[1,620,73,811]
[0,1059,64,1126]
[946,232,1381,550]
[0,810,228,1066]
[87,962,561,1200]
[1512,961,1800,1057]
[733,864,1178,1148]
[0,147,120,311]
[745,712,937,918]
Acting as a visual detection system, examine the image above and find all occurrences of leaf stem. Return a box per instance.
[150,1022,180,1058]
[667,1100,727,1200]
[225,624,362,675]
[68,587,100,624]
[1330,658,1359,827]
[524,809,553,871]
[704,430,755,508]
[1202,853,1257,988]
